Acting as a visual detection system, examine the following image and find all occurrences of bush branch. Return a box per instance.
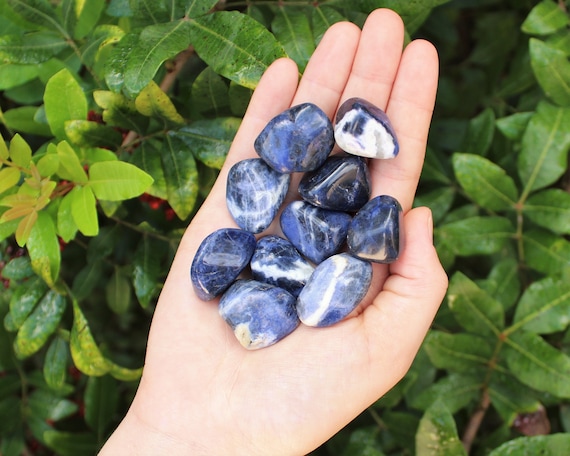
[462,388,491,453]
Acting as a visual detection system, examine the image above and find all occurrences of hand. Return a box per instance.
[100,8,447,455]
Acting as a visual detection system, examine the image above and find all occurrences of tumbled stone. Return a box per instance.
[190,228,256,301]
[219,279,300,349]
[334,97,399,159]
[254,102,334,173]
[298,155,371,212]
[280,200,352,264]
[226,158,290,234]
[251,235,315,297]
[297,253,372,327]
[347,195,403,263]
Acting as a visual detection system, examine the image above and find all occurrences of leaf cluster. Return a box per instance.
[0,0,569,454]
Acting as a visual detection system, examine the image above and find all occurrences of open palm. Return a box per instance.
[100,9,447,456]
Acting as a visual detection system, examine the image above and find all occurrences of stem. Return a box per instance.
[462,388,491,454]
[110,216,181,245]
[368,407,386,432]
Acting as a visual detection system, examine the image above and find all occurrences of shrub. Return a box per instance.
[0,0,569,454]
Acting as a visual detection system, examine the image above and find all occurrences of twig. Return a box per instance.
[462,388,491,454]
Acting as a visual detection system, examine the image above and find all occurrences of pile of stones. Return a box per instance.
[190,98,402,349]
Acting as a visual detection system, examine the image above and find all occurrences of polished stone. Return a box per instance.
[280,201,352,264]
[190,228,256,301]
[250,235,315,297]
[347,195,403,263]
[226,158,290,234]
[254,103,334,173]
[297,253,372,327]
[298,155,371,212]
[219,279,299,349]
[334,97,399,159]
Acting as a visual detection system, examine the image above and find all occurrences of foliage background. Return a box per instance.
[1,0,569,454]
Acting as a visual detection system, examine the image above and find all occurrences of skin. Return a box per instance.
[99,8,447,456]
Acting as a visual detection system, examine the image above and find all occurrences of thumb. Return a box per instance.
[363,206,448,382]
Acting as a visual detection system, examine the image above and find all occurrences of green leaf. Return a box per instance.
[312,6,346,45]
[8,133,32,168]
[130,139,168,199]
[447,272,505,336]
[185,0,218,18]
[529,38,570,106]
[460,107,495,156]
[175,118,241,169]
[190,67,231,116]
[84,375,119,438]
[480,258,521,311]
[56,191,78,242]
[56,140,88,184]
[43,431,98,456]
[70,186,99,237]
[44,68,88,140]
[88,161,154,201]
[3,106,52,137]
[524,189,570,234]
[70,299,111,376]
[123,20,191,96]
[9,277,48,328]
[411,373,482,414]
[272,6,315,72]
[0,132,9,160]
[108,362,142,382]
[5,0,65,33]
[133,236,161,308]
[512,277,570,334]
[523,229,570,277]
[488,373,542,424]
[135,80,185,125]
[341,427,384,456]
[330,0,451,16]
[162,132,198,219]
[13,290,66,359]
[72,0,105,39]
[452,153,518,211]
[518,102,570,194]
[93,90,148,133]
[64,120,123,149]
[489,434,570,456]
[27,211,60,287]
[413,187,455,224]
[504,331,570,397]
[415,400,467,456]
[0,167,21,195]
[423,330,493,375]
[104,31,139,93]
[43,336,68,390]
[0,63,38,90]
[1,255,34,280]
[71,261,103,301]
[0,32,69,64]
[37,153,60,177]
[106,266,131,314]
[436,216,514,257]
[188,11,287,89]
[495,112,533,141]
[522,1,569,35]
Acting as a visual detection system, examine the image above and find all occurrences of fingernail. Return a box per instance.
[426,209,434,245]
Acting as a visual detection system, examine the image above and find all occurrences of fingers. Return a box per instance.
[369,39,439,211]
[362,207,448,380]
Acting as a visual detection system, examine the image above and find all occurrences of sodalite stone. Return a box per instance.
[190,228,256,301]
[226,158,290,234]
[334,97,399,159]
[219,279,299,349]
[254,103,334,173]
[347,195,403,263]
[280,201,352,264]
[298,155,371,212]
[297,253,372,327]
[251,235,314,297]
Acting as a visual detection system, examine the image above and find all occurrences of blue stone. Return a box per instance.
[251,235,315,297]
[334,97,399,159]
[219,279,300,349]
[347,195,403,263]
[298,155,371,212]
[254,103,334,173]
[280,201,352,264]
[226,158,290,234]
[190,228,256,301]
[297,253,372,327]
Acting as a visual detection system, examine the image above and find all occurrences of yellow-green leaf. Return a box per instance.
[70,186,99,237]
[0,168,21,195]
[70,300,111,376]
[15,210,38,246]
[88,161,153,201]
[27,211,60,287]
[9,133,32,168]
[135,81,185,125]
